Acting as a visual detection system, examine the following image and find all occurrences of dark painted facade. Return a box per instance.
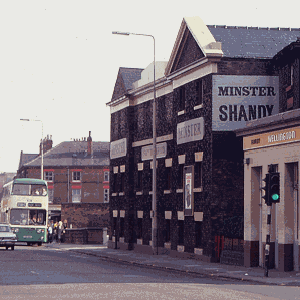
[107,17,300,265]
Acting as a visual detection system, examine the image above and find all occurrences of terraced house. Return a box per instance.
[107,16,300,269]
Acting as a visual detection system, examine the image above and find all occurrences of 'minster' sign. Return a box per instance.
[212,75,279,131]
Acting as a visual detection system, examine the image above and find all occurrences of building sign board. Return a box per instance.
[212,75,279,131]
[141,142,167,161]
[110,138,127,159]
[177,117,204,145]
[243,126,300,150]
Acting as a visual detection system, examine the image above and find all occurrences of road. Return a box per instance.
[0,245,299,299]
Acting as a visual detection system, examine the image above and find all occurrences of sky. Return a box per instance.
[1,0,300,173]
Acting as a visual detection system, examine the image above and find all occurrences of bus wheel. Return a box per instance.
[38,242,42,246]
[6,246,8,250]
[11,246,14,251]
[27,242,32,246]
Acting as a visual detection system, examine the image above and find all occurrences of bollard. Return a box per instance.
[264,244,270,277]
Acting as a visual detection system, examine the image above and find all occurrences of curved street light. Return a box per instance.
[20,118,44,180]
[112,31,158,255]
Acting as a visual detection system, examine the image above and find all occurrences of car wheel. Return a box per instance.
[38,242,42,246]
[11,246,14,251]
[27,242,32,246]
[5,246,8,250]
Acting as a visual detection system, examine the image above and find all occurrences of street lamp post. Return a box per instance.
[112,31,158,254]
[20,119,44,180]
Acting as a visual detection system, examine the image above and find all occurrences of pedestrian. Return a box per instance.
[54,222,58,242]
[47,224,53,243]
[58,220,63,243]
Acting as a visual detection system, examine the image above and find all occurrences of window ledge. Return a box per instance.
[149,191,153,195]
[112,193,118,197]
[177,110,185,116]
[176,189,183,193]
[119,192,125,196]
[194,104,203,110]
[164,190,171,194]
[194,248,203,255]
[193,187,203,193]
[136,191,143,196]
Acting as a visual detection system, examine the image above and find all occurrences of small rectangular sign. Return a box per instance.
[110,138,127,159]
[177,117,204,145]
[141,142,167,161]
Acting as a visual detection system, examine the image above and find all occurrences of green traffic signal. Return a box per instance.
[271,193,279,201]
[269,172,280,203]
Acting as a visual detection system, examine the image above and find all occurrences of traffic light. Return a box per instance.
[262,174,270,206]
[269,172,280,203]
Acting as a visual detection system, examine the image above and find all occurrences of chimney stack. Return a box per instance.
[87,131,92,156]
[39,135,53,155]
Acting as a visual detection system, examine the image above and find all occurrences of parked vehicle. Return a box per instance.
[0,223,17,250]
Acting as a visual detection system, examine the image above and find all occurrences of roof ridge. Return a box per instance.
[207,25,300,31]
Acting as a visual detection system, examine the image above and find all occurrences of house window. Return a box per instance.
[72,189,81,203]
[165,167,172,190]
[104,189,109,203]
[195,79,203,106]
[120,173,125,192]
[195,221,202,248]
[178,220,184,245]
[48,189,54,204]
[179,86,185,111]
[104,171,109,182]
[113,173,118,192]
[178,164,184,189]
[44,171,53,181]
[72,171,81,182]
[137,218,143,239]
[166,219,171,242]
[120,218,125,237]
[137,171,143,191]
[194,162,203,188]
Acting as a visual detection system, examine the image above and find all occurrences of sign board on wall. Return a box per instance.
[177,117,204,145]
[141,142,167,161]
[110,138,127,159]
[212,75,279,131]
[184,165,194,216]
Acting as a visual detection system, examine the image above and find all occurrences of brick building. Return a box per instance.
[17,132,110,229]
[107,16,300,265]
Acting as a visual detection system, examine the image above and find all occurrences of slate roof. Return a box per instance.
[18,152,39,170]
[119,67,143,91]
[23,141,110,168]
[207,25,300,59]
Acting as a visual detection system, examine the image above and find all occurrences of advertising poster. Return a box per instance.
[183,166,194,216]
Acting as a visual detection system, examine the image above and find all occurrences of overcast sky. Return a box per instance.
[1,0,299,173]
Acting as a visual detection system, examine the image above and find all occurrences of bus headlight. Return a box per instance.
[40,236,44,240]
[13,228,19,233]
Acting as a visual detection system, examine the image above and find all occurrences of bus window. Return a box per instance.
[29,210,46,225]
[12,184,30,196]
[10,209,29,225]
[31,185,47,196]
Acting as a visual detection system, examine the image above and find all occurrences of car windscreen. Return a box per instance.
[0,226,12,232]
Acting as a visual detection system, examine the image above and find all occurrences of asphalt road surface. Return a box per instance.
[0,245,299,299]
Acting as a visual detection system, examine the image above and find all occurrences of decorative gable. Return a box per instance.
[171,27,205,73]
[111,69,126,101]
[165,17,223,76]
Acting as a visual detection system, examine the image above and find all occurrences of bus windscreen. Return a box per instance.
[12,184,47,196]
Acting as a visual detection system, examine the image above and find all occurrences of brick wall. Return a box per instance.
[61,203,110,229]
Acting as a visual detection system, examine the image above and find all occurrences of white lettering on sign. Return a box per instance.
[212,75,279,131]
[268,131,296,143]
[110,138,127,159]
[177,117,204,145]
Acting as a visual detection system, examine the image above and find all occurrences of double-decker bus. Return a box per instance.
[0,178,48,245]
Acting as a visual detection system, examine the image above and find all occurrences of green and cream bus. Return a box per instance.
[0,178,48,245]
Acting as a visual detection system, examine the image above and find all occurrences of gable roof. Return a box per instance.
[23,141,110,168]
[111,67,143,101]
[18,151,39,170]
[166,16,300,76]
[208,25,300,59]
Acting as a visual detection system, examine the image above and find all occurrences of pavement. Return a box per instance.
[42,242,300,286]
